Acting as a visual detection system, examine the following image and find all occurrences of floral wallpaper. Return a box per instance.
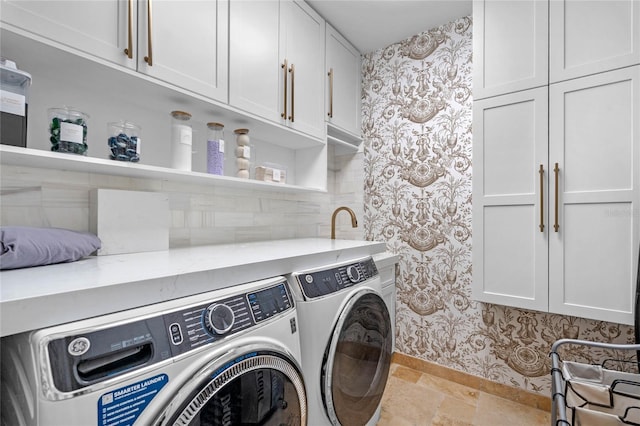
[362,16,635,395]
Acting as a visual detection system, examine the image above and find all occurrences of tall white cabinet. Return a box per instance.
[548,67,640,324]
[473,87,549,313]
[473,0,640,325]
[473,0,548,99]
[549,0,640,83]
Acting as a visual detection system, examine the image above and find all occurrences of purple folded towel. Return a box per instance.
[0,226,101,270]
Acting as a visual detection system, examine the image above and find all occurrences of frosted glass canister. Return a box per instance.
[170,110,192,170]
[234,128,251,179]
[206,122,225,175]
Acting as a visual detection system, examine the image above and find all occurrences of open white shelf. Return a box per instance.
[0,145,326,193]
[326,123,362,155]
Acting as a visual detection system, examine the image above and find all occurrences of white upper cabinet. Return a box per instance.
[548,66,640,324]
[550,0,640,83]
[282,0,325,139]
[325,24,362,138]
[0,0,229,103]
[473,0,548,99]
[137,0,228,102]
[229,0,281,123]
[0,0,134,68]
[229,0,325,140]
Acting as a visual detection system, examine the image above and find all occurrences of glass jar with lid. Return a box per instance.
[234,128,251,179]
[170,110,192,170]
[48,106,89,155]
[108,120,141,162]
[206,122,224,175]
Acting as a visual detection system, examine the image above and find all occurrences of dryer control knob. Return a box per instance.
[206,304,235,335]
[346,265,361,283]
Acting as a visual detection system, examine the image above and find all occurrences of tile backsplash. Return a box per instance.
[1,143,363,245]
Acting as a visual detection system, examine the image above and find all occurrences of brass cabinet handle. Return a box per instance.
[281,59,288,119]
[328,68,334,118]
[289,63,295,122]
[123,0,133,58]
[539,164,544,232]
[144,0,153,66]
[554,162,559,232]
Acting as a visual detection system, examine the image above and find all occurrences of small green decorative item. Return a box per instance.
[48,107,89,155]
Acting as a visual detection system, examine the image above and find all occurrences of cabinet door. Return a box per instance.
[0,0,135,68]
[229,0,282,122]
[282,0,325,139]
[550,0,640,83]
[137,0,228,102]
[548,66,640,325]
[473,0,548,99]
[472,87,549,311]
[326,24,361,137]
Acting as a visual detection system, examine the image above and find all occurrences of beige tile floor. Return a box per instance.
[378,363,551,426]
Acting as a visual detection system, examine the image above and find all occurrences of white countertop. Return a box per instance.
[373,251,399,268]
[0,238,386,337]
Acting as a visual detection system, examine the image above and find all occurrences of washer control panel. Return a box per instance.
[43,278,293,394]
[247,283,293,322]
[163,281,293,357]
[294,257,378,299]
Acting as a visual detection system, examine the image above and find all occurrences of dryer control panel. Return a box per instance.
[164,281,293,357]
[294,257,378,299]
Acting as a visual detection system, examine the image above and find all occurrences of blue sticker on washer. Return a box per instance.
[98,374,168,426]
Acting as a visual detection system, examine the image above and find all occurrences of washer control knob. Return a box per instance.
[346,265,361,283]
[206,304,235,335]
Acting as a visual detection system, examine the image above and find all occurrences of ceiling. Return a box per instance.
[307,0,473,54]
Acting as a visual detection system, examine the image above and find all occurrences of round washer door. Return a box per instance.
[156,347,306,426]
[322,289,393,426]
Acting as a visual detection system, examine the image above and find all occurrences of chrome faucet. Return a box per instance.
[331,206,358,239]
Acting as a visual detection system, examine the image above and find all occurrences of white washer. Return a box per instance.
[1,276,307,426]
[373,252,398,352]
[289,257,393,426]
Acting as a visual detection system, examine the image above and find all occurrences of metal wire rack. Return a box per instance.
[550,339,640,426]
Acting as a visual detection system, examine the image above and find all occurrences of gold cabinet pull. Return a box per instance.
[144,0,153,66]
[281,59,288,119]
[539,164,544,232]
[328,68,334,118]
[554,162,559,232]
[289,63,295,122]
[124,0,133,58]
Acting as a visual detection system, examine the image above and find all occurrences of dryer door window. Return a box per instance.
[323,290,393,426]
[164,351,306,426]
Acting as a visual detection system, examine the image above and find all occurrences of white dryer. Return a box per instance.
[1,276,307,426]
[289,257,393,426]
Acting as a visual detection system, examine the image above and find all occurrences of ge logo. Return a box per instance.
[68,337,91,356]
